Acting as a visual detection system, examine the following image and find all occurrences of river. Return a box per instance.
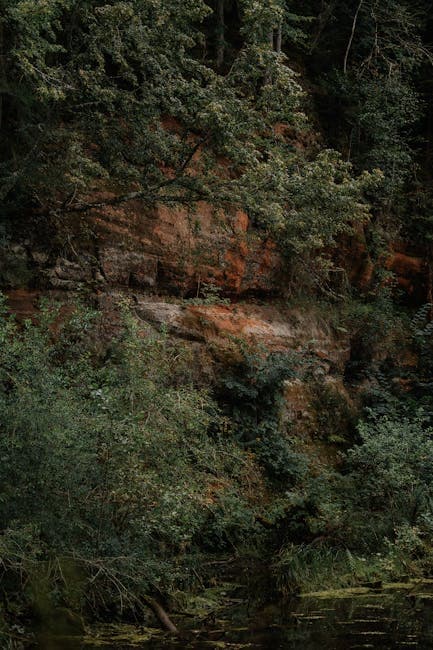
[30,582,433,649]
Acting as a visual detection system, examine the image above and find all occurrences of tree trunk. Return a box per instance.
[264,29,275,85]
[0,21,4,133]
[216,0,225,69]
[143,596,179,635]
[343,0,364,74]
[268,29,274,48]
[276,23,282,54]
[310,1,337,53]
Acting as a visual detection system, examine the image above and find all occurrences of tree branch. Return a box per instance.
[142,595,179,635]
[344,0,364,74]
[48,134,211,216]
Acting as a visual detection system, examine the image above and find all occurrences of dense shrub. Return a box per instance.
[0,297,260,619]
[216,349,308,482]
[342,411,433,550]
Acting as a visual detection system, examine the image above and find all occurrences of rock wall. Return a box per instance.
[2,196,430,459]
[2,200,283,303]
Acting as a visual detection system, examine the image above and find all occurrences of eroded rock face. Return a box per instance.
[336,230,430,302]
[386,247,429,301]
[2,197,284,300]
[91,200,283,297]
[132,299,350,369]
[133,299,354,443]
[5,289,42,320]
[282,374,357,467]
[2,200,429,443]
[3,193,431,308]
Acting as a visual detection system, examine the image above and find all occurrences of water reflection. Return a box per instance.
[34,584,433,649]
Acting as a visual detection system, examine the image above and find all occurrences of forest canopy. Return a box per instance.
[1,1,432,268]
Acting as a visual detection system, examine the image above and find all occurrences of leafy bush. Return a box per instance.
[0,297,260,621]
[237,149,380,294]
[216,349,307,482]
[343,290,408,381]
[312,380,356,444]
[342,411,433,550]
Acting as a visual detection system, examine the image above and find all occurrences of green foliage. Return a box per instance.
[334,70,419,204]
[238,0,311,46]
[3,0,433,626]
[410,303,433,400]
[274,545,381,595]
[305,0,432,235]
[240,0,285,43]
[0,0,380,290]
[0,298,259,619]
[0,0,308,218]
[342,411,433,550]
[269,150,378,256]
[272,405,433,593]
[185,281,230,306]
[231,148,379,294]
[216,348,313,483]
[2,0,212,208]
[312,381,356,444]
[343,289,408,380]
[273,541,417,595]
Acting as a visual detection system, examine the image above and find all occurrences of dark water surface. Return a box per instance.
[33,583,433,649]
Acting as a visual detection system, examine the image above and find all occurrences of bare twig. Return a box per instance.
[344,0,364,74]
